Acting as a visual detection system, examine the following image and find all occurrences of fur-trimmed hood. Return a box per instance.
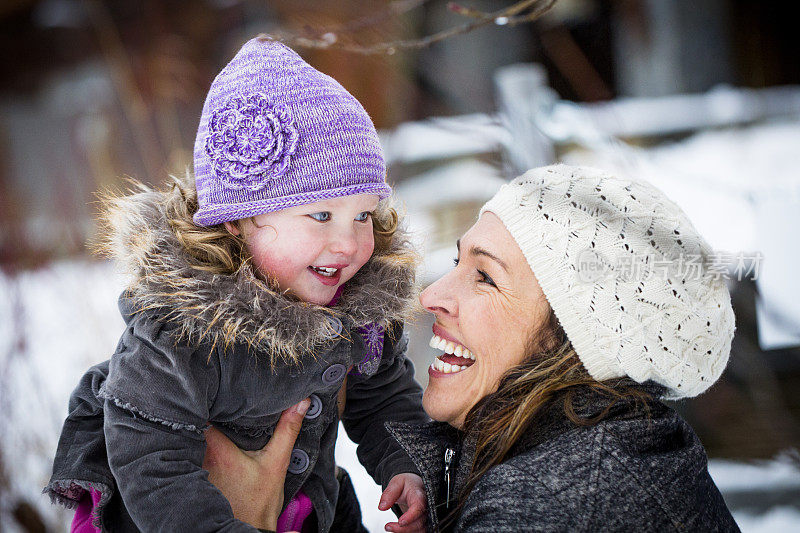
[99,179,418,364]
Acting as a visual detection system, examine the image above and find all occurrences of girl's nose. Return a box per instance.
[329,227,359,257]
[419,274,458,318]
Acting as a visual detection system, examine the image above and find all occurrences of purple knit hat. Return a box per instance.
[192,37,390,226]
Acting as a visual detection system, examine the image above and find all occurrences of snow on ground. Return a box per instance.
[733,507,800,533]
[381,113,508,165]
[709,455,800,493]
[710,456,800,532]
[394,159,507,212]
[0,260,127,532]
[2,259,800,532]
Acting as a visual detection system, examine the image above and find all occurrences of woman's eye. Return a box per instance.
[308,212,331,222]
[355,211,372,222]
[477,269,496,287]
[454,257,495,287]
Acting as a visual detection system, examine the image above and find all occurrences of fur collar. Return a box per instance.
[100,179,418,364]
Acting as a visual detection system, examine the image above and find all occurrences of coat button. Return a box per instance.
[322,363,347,385]
[288,449,310,474]
[325,316,343,338]
[305,394,323,419]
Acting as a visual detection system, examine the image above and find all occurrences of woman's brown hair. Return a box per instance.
[442,306,653,528]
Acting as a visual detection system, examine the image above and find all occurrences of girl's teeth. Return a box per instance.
[454,345,463,357]
[311,266,338,277]
[445,341,455,355]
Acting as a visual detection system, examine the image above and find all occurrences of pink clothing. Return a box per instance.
[328,285,345,306]
[276,490,314,533]
[72,487,313,532]
[70,487,102,533]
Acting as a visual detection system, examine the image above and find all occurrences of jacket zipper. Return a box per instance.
[443,447,455,509]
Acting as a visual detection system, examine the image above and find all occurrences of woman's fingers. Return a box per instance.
[202,401,310,530]
[253,399,310,472]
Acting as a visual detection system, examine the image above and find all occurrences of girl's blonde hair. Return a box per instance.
[442,307,653,528]
[163,172,402,276]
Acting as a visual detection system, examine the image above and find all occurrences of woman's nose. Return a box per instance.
[420,275,457,317]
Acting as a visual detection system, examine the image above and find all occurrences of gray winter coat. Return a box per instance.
[387,384,740,532]
[44,185,428,532]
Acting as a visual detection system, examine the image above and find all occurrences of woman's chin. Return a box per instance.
[422,388,467,427]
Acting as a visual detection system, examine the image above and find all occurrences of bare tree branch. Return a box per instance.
[311,0,432,36]
[261,0,557,55]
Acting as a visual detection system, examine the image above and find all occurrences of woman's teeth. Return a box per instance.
[310,266,338,277]
[428,334,475,374]
[432,356,471,374]
[428,334,475,360]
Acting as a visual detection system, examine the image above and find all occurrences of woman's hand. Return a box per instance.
[203,399,310,530]
[379,473,427,533]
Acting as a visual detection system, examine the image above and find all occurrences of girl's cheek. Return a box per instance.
[252,225,278,246]
[248,241,294,280]
[356,234,375,265]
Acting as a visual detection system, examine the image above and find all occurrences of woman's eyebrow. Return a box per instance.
[456,239,509,272]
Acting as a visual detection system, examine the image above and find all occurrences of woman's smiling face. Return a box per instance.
[420,212,552,428]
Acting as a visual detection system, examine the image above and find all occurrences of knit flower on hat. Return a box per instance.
[205,93,299,190]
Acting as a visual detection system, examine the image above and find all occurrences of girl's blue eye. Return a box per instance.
[308,212,331,222]
[355,211,372,222]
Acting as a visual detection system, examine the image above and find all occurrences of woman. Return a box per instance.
[209,164,739,532]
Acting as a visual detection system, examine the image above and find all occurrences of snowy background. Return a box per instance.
[3,1,800,531]
[3,89,800,533]
[3,92,800,533]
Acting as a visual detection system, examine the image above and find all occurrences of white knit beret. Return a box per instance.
[480,164,735,398]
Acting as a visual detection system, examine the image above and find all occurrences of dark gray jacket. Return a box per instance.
[387,385,740,532]
[44,185,428,532]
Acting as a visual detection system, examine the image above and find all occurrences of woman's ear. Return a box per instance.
[223,220,241,236]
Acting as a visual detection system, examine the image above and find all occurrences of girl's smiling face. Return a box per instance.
[225,194,379,305]
[419,212,552,428]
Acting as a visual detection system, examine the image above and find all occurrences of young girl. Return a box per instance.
[45,37,429,532]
